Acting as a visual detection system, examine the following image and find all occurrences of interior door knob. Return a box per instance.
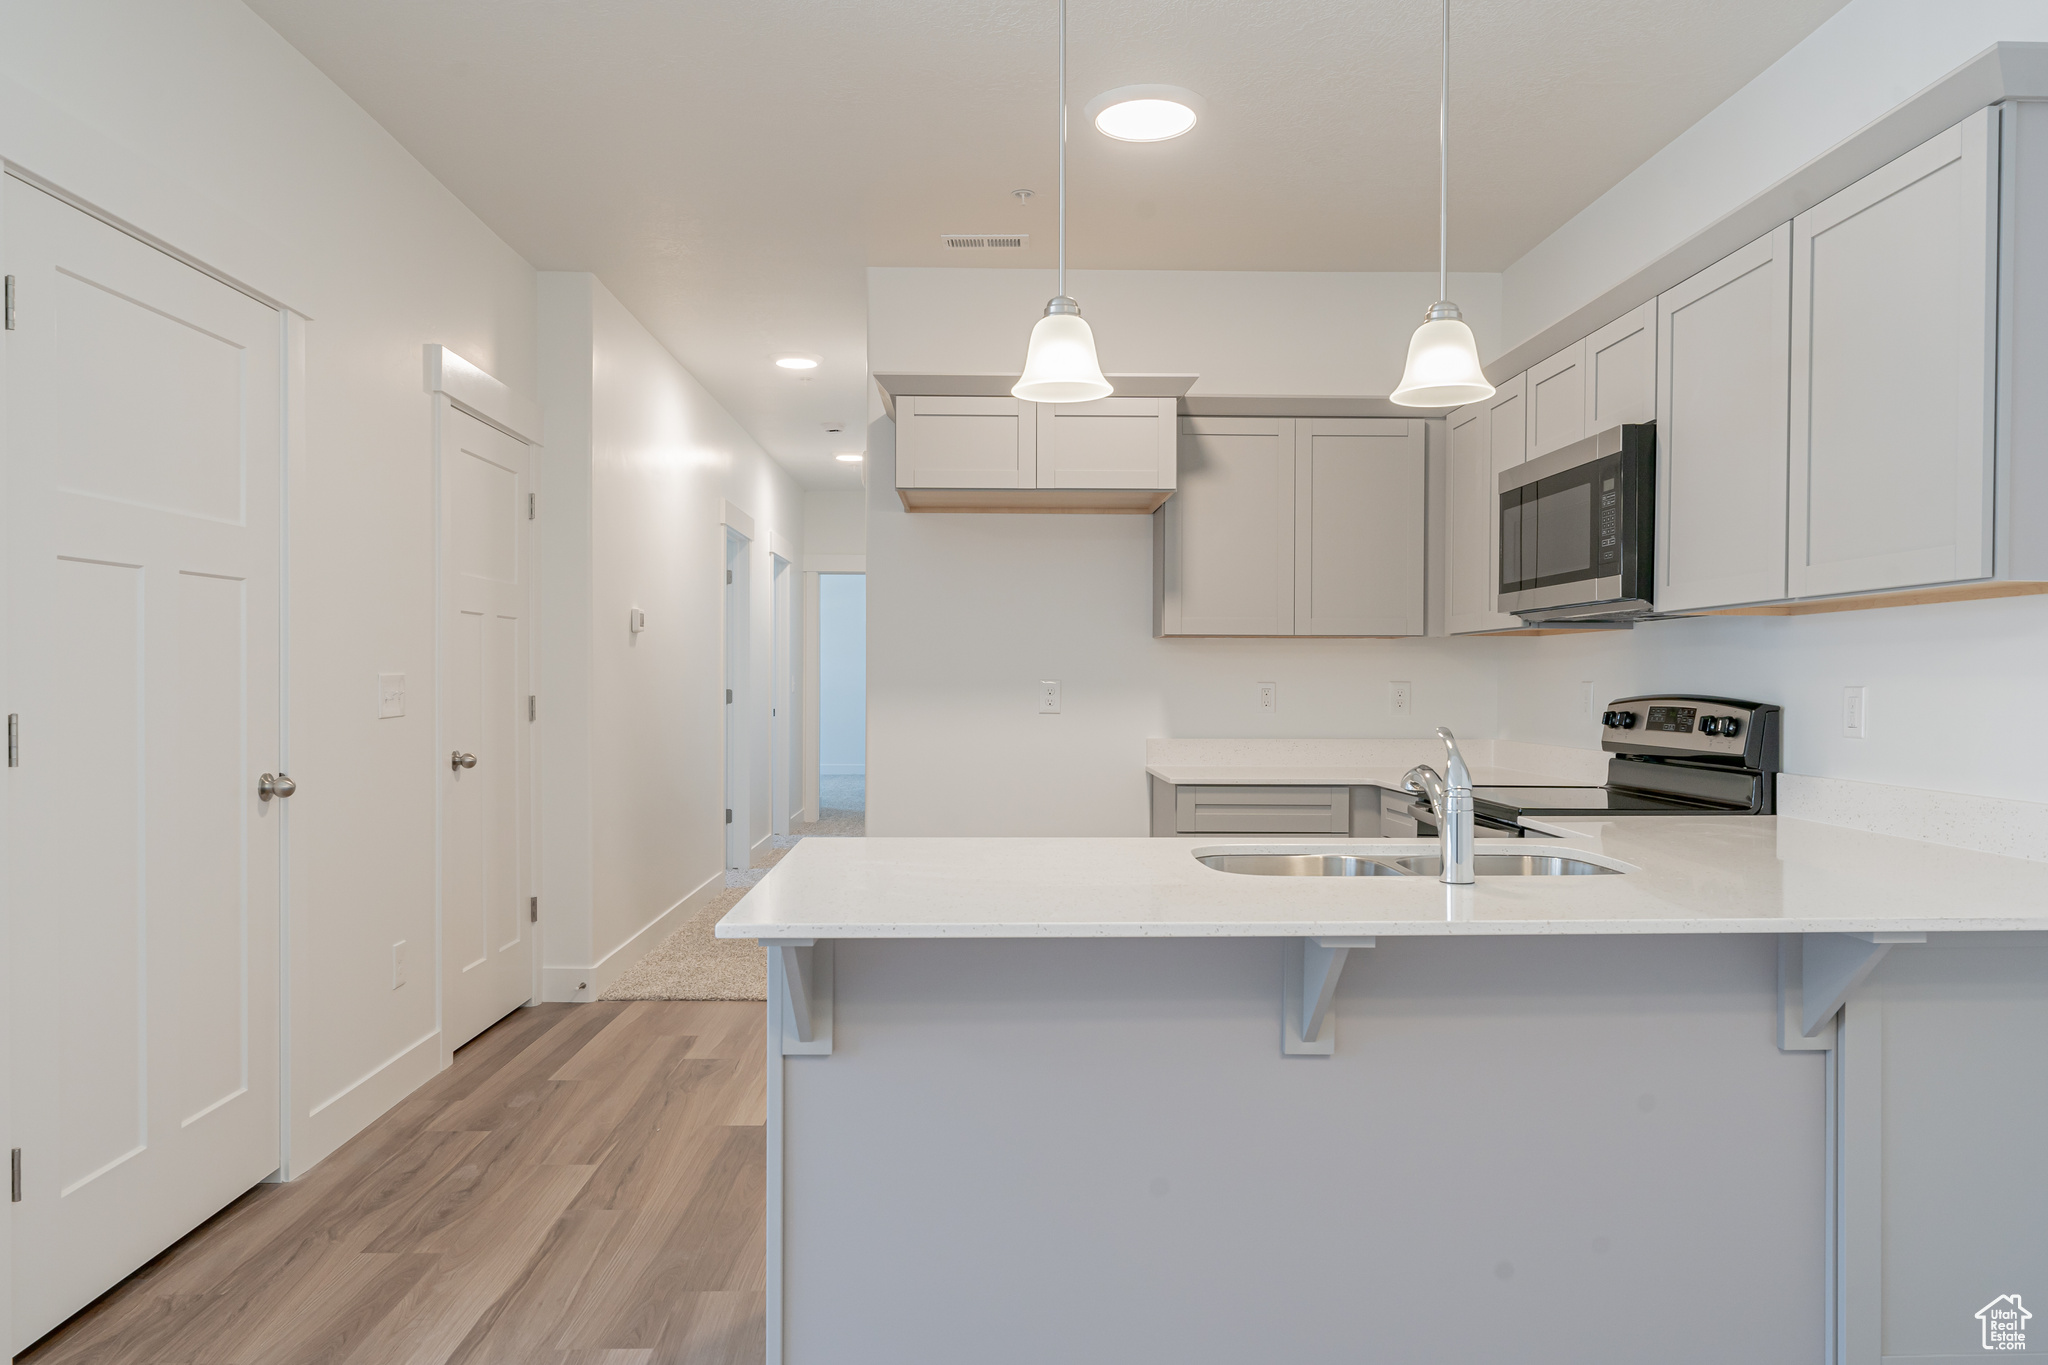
[451,751,478,772]
[258,773,297,800]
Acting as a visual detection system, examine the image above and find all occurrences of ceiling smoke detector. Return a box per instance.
[942,233,1029,249]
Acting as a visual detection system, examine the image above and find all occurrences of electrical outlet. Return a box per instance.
[1038,680,1061,714]
[1843,685,1868,739]
[1390,681,1413,716]
[392,940,407,989]
[1579,680,1595,717]
[377,673,406,719]
[1255,682,1277,713]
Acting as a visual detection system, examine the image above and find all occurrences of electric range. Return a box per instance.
[1472,694,1782,828]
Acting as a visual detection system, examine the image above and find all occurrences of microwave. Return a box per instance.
[1498,423,1656,623]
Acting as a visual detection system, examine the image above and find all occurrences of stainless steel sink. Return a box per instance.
[1196,853,1409,877]
[1386,854,1620,877]
[1195,851,1621,878]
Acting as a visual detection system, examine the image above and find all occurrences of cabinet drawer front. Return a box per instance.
[1175,786,1347,833]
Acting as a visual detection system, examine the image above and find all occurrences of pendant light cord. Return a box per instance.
[1058,0,1068,300]
[1438,0,1449,304]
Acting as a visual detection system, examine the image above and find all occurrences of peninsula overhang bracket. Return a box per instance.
[1283,937,1376,1056]
[1777,931,1925,1051]
[763,938,833,1055]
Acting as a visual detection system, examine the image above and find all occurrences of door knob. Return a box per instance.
[258,773,297,800]
[451,751,478,771]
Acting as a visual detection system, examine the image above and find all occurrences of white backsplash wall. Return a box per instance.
[865,422,1500,837]
[1494,595,2048,804]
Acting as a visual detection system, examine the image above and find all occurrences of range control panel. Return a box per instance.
[1600,695,1781,769]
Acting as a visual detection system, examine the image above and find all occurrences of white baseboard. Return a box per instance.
[543,867,725,1003]
[752,828,775,857]
[820,764,866,776]
[291,1027,442,1179]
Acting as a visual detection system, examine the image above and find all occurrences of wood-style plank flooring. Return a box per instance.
[19,1001,767,1365]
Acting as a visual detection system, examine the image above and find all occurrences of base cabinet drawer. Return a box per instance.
[1174,785,1349,834]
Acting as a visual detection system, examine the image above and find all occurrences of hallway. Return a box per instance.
[19,1003,767,1365]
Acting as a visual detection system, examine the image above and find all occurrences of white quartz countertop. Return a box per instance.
[1144,763,1583,788]
[714,817,2048,940]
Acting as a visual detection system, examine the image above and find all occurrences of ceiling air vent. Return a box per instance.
[942,233,1029,249]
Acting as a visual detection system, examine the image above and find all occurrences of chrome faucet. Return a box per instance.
[1401,727,1475,885]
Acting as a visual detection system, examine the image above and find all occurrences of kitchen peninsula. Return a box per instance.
[721,820,2048,1364]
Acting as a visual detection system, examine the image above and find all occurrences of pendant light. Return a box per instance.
[1390,0,1494,408]
[1013,0,1113,403]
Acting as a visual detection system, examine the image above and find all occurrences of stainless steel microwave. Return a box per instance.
[1499,423,1656,623]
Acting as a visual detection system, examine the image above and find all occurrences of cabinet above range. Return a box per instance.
[875,372,1198,513]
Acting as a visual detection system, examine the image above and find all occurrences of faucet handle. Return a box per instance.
[1436,727,1472,790]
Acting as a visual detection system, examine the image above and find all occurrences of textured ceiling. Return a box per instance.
[249,0,1850,487]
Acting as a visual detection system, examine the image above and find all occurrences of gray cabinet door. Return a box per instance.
[1586,299,1657,430]
[1655,224,1793,612]
[1156,417,1295,635]
[894,395,1037,489]
[1037,396,1175,489]
[1527,339,1588,458]
[1293,419,1425,636]
[1789,109,1997,597]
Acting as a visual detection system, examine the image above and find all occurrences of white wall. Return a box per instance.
[1500,0,2048,349]
[0,0,541,1202]
[818,574,867,776]
[871,267,1501,393]
[803,489,868,558]
[866,264,1502,835]
[538,273,803,998]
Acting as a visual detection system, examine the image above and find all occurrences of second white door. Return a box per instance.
[439,402,534,1051]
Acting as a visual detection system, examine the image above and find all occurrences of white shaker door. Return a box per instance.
[6,176,282,1349]
[438,403,534,1050]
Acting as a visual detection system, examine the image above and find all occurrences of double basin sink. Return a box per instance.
[1197,852,1619,878]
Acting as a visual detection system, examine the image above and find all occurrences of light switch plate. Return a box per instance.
[378,673,406,719]
[392,940,407,989]
[1038,680,1061,714]
[1843,685,1867,739]
[1255,682,1277,713]
[1579,680,1595,717]
[1390,681,1412,716]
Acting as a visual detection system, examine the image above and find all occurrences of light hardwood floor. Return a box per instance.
[19,1001,768,1365]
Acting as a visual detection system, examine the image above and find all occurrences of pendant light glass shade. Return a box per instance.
[1390,306,1493,407]
[1014,300,1112,402]
[1391,0,1494,409]
[1012,0,1114,405]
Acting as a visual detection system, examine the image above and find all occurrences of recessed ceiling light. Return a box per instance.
[1086,85,1203,142]
[835,453,864,463]
[774,354,820,370]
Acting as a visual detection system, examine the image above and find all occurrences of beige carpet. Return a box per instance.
[600,807,863,1001]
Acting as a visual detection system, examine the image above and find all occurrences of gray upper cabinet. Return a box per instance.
[894,395,1036,489]
[1156,416,1426,637]
[1655,224,1793,612]
[1586,300,1657,430]
[1156,418,1296,635]
[1293,419,1426,636]
[1036,396,1178,490]
[1526,339,1587,458]
[1789,108,1998,597]
[1444,391,1524,635]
